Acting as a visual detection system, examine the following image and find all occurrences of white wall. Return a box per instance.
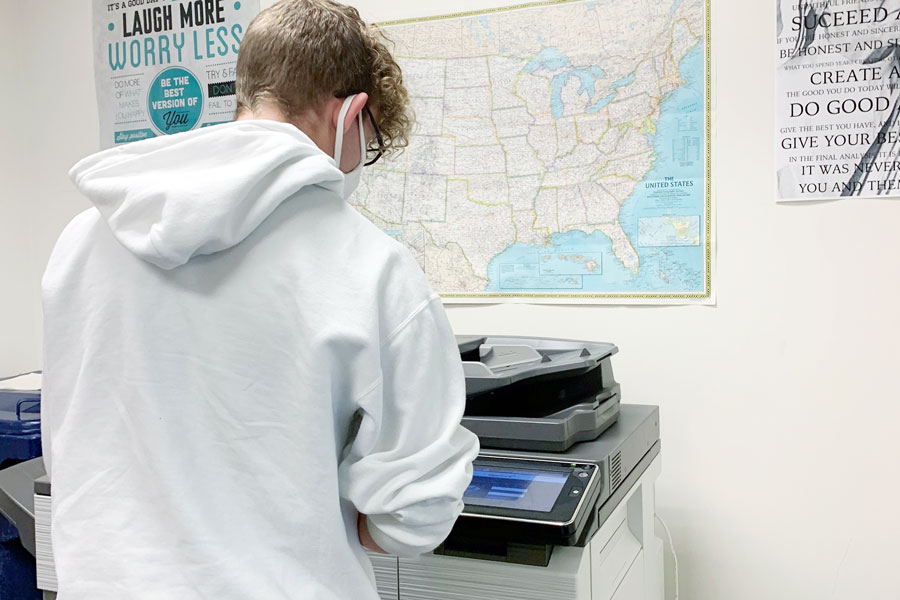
[0,1,32,374]
[1,0,97,374]
[2,1,899,599]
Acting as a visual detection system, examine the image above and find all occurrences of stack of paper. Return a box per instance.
[396,546,591,600]
[368,552,400,600]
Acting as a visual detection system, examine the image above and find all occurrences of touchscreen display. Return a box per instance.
[464,465,570,513]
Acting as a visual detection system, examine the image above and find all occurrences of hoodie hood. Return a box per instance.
[69,120,345,270]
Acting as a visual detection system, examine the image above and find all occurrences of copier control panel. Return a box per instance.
[450,455,602,550]
[464,456,598,524]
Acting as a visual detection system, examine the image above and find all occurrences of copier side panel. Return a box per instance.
[589,454,663,600]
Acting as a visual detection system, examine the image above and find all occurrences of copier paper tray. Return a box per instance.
[457,336,620,452]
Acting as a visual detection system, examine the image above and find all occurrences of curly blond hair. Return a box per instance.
[235,0,411,155]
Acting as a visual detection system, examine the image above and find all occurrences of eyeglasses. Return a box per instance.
[363,105,385,167]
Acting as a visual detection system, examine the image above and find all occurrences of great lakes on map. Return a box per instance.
[352,0,711,302]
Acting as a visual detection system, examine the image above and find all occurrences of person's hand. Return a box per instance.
[358,514,386,553]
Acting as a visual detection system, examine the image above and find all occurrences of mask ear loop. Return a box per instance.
[356,110,366,168]
[333,94,357,167]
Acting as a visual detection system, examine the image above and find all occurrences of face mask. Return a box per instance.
[333,94,367,200]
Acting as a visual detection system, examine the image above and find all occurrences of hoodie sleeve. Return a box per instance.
[338,296,480,557]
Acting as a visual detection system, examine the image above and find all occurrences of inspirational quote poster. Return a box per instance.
[776,0,900,201]
[93,0,258,149]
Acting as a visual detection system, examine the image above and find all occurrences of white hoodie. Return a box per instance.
[41,120,479,600]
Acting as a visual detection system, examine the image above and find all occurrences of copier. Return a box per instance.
[367,337,664,600]
[0,336,663,600]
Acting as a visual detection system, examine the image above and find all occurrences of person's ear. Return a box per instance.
[331,93,370,133]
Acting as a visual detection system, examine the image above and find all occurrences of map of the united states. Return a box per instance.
[352,0,709,301]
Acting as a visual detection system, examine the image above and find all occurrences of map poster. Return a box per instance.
[776,0,900,201]
[354,0,712,304]
[92,0,258,149]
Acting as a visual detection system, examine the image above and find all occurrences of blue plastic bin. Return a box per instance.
[0,390,41,469]
[0,386,42,600]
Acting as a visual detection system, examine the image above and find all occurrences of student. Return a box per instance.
[41,1,479,597]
